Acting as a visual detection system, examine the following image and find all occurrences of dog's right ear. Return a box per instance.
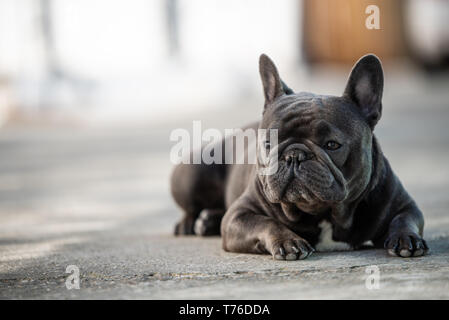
[259,54,292,106]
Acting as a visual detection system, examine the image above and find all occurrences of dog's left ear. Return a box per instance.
[259,54,293,108]
[343,54,384,129]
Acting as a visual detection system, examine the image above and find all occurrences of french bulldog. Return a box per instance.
[171,54,428,260]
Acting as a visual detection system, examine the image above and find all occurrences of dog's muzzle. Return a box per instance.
[281,144,314,175]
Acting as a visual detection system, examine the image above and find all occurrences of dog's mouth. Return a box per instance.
[282,172,338,204]
[263,159,348,210]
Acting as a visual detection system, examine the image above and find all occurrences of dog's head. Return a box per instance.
[257,54,383,215]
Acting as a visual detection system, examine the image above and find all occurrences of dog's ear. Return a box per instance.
[259,54,292,106]
[343,54,384,129]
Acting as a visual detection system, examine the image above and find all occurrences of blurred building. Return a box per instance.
[303,0,407,64]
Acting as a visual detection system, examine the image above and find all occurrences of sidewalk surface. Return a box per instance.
[1,75,449,299]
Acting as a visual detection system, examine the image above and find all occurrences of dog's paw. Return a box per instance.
[271,238,314,261]
[193,209,222,236]
[384,232,429,257]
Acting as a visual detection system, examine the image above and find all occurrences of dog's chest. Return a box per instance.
[315,220,353,252]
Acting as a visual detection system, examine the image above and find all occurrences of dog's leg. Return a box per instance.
[171,162,226,236]
[194,208,225,236]
[383,203,429,257]
[174,206,201,235]
[221,207,315,260]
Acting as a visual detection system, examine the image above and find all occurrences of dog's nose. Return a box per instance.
[284,149,308,165]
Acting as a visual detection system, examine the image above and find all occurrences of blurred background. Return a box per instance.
[1,0,449,298]
[0,0,448,126]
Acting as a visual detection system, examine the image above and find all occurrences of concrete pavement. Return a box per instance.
[1,73,449,299]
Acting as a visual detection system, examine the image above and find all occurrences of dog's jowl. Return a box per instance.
[171,53,428,260]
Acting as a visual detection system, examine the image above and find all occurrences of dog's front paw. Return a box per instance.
[271,238,314,261]
[384,233,429,257]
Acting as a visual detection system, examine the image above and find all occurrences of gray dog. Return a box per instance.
[171,54,428,260]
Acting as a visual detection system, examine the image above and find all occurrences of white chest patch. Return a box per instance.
[315,220,353,252]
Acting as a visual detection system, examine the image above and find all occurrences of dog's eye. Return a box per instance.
[325,141,341,150]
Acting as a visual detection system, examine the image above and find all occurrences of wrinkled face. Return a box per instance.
[258,93,373,213]
[257,53,384,214]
